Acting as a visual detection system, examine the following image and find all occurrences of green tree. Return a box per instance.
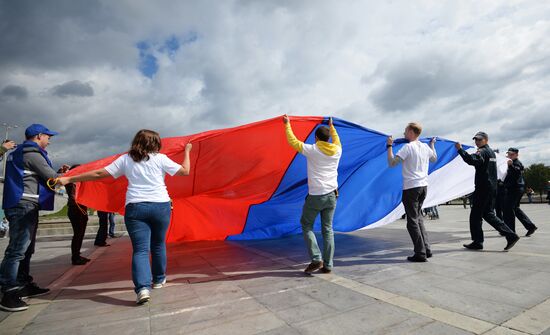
[524,163,550,202]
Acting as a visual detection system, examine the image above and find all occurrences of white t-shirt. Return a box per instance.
[301,144,342,195]
[396,141,437,190]
[104,153,182,205]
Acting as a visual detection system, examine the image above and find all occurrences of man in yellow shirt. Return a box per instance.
[283,115,342,274]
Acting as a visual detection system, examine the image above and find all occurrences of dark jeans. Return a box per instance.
[402,186,430,257]
[108,213,116,237]
[95,211,109,245]
[124,202,171,293]
[68,206,88,261]
[504,188,536,233]
[0,202,39,292]
[469,187,517,244]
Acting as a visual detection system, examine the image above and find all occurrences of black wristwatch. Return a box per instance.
[386,144,392,148]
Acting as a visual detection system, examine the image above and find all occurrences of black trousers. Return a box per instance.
[504,188,536,233]
[95,211,109,245]
[495,184,505,220]
[470,187,517,244]
[402,186,430,256]
[68,207,88,260]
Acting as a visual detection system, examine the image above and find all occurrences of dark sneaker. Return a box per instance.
[304,261,323,275]
[407,255,427,262]
[18,283,50,299]
[504,235,520,251]
[463,242,483,250]
[426,250,433,258]
[526,227,538,237]
[320,266,332,274]
[0,290,29,312]
[80,256,91,263]
[72,257,88,265]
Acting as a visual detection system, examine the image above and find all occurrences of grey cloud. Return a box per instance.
[1,1,549,167]
[0,0,132,70]
[51,80,94,98]
[368,52,525,113]
[0,85,28,100]
[499,108,550,139]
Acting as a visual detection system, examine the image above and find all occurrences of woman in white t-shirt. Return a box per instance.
[59,129,192,305]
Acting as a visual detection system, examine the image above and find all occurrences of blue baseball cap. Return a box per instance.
[25,124,59,138]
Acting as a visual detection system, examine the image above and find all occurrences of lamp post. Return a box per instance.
[1,122,19,181]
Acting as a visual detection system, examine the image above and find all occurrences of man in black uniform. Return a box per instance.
[503,148,538,236]
[455,132,519,251]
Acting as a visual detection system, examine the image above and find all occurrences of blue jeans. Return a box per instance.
[124,202,171,293]
[300,192,337,269]
[0,202,39,292]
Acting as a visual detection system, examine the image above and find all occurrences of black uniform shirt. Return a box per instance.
[458,144,498,189]
[503,159,525,189]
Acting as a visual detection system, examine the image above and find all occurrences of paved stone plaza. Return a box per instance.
[0,204,549,335]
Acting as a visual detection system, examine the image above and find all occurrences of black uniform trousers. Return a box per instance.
[470,187,517,244]
[503,188,536,233]
[495,183,505,220]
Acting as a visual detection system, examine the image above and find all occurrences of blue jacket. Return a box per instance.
[2,141,55,210]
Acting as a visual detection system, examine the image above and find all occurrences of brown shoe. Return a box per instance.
[304,261,323,274]
[320,266,332,274]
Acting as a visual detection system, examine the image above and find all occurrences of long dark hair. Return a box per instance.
[128,129,162,162]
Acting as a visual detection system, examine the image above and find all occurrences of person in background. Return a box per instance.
[95,211,110,247]
[462,196,469,209]
[0,217,9,238]
[108,212,117,238]
[526,187,534,204]
[64,165,91,265]
[59,129,192,305]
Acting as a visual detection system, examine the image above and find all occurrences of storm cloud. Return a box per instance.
[51,80,94,98]
[0,85,28,101]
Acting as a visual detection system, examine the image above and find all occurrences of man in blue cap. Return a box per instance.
[0,124,68,312]
[455,132,520,252]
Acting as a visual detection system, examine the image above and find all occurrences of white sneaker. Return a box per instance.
[136,288,151,305]
[152,278,167,289]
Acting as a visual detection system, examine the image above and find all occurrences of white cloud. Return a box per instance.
[0,0,548,167]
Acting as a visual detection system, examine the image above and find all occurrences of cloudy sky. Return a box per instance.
[1,0,549,167]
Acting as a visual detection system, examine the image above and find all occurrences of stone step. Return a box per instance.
[36,225,127,237]
[36,216,127,237]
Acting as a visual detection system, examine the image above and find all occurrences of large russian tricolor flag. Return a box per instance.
[67,116,475,242]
